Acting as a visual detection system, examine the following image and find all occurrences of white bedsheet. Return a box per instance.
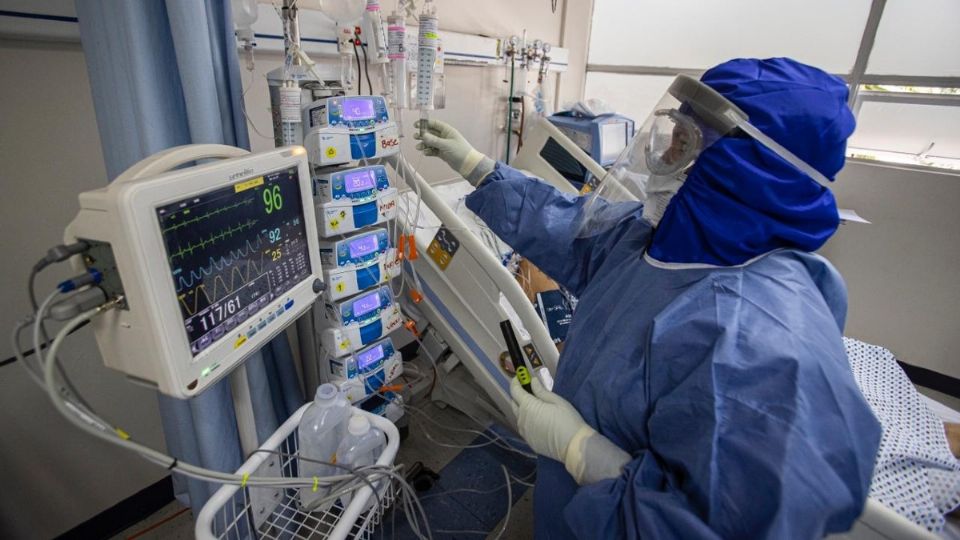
[845,338,960,536]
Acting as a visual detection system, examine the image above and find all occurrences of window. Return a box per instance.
[866,0,960,77]
[849,89,960,170]
[584,0,960,171]
[589,0,870,73]
[582,73,674,125]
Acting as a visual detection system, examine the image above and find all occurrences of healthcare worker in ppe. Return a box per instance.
[414,57,882,539]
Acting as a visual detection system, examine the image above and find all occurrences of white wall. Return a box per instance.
[821,161,960,380]
[0,39,167,539]
[0,1,590,537]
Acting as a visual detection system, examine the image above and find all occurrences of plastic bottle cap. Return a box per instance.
[348,415,370,436]
[315,383,339,405]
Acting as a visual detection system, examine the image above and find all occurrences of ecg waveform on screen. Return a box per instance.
[174,234,270,316]
[168,218,259,263]
[161,197,255,234]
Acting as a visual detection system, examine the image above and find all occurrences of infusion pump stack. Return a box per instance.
[296,94,405,421]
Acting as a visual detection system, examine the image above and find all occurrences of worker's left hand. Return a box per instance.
[510,376,592,464]
[413,119,495,185]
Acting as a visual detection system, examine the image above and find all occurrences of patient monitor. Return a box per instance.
[65,145,324,398]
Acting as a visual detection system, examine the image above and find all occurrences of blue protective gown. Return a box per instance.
[464,163,882,539]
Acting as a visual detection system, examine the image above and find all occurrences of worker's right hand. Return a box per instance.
[414,119,495,185]
[511,376,632,486]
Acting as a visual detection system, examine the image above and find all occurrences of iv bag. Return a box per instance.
[319,0,366,24]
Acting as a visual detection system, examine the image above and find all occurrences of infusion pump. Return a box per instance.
[65,145,324,398]
[301,95,400,167]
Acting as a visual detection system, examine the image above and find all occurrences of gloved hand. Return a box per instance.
[413,119,496,185]
[511,376,631,485]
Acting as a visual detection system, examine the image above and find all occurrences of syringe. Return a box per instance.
[416,0,438,138]
[419,110,429,139]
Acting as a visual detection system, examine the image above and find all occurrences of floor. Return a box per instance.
[112,502,193,540]
[392,401,536,540]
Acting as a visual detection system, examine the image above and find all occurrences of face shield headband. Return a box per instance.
[576,74,833,237]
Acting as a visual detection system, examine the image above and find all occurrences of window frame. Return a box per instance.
[584,0,960,172]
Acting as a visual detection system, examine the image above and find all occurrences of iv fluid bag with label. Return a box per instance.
[278,81,302,146]
[387,13,407,108]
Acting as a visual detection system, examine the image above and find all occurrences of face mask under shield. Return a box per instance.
[575,74,834,237]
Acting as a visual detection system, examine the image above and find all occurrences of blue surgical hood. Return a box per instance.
[649,57,857,266]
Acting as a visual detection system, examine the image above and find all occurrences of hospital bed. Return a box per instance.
[389,119,958,539]
[391,153,560,430]
[830,389,959,540]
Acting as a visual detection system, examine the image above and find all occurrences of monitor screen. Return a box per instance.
[357,344,385,370]
[157,166,312,356]
[540,137,588,189]
[600,121,630,164]
[352,292,381,318]
[348,234,379,259]
[342,98,376,121]
[343,169,377,193]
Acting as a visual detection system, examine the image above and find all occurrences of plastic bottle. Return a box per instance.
[297,384,351,511]
[336,414,387,511]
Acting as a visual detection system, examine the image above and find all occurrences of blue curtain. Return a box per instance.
[76,0,305,511]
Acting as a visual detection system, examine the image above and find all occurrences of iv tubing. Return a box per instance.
[505,55,515,164]
[391,154,559,374]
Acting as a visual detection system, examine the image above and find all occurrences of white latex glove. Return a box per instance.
[511,377,631,485]
[510,377,630,486]
[511,376,587,464]
[413,119,495,185]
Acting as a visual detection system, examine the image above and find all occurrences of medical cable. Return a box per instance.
[29,290,96,413]
[28,241,91,309]
[0,328,86,368]
[376,385,522,453]
[374,386,536,459]
[23,252,95,409]
[241,69,273,141]
[393,154,541,355]
[433,465,513,538]
[246,449,434,539]
[360,43,375,95]
[416,468,534,502]
[393,113,425,295]
[353,42,363,96]
[38,306,430,504]
[408,378,536,457]
[505,53,515,163]
[380,339,527,456]
[248,449,385,514]
[11,319,43,386]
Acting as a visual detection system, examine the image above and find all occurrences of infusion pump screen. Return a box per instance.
[156,167,312,356]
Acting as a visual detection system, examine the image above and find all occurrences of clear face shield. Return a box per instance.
[576,75,833,237]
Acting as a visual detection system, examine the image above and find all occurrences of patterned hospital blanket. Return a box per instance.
[845,338,960,534]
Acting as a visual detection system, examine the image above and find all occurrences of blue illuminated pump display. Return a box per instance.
[315,165,391,203]
[306,96,390,132]
[357,341,391,371]
[335,286,393,327]
[319,228,390,269]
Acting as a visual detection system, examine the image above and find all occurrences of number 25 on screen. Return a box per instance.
[263,185,283,214]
